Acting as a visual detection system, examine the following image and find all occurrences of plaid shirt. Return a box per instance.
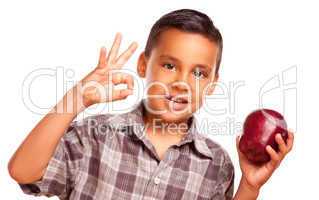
[19,100,234,200]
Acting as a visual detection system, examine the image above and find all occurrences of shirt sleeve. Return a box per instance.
[211,151,235,200]
[18,121,84,199]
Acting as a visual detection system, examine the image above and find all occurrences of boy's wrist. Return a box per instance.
[51,86,87,115]
[233,176,260,200]
[240,177,260,193]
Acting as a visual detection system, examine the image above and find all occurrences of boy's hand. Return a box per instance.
[236,131,294,191]
[77,33,138,108]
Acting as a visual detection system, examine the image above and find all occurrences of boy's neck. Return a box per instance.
[141,106,194,160]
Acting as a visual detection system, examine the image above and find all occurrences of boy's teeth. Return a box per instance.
[165,94,188,103]
[172,97,186,103]
[176,99,183,103]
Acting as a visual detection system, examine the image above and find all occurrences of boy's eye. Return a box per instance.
[193,68,207,79]
[162,63,175,70]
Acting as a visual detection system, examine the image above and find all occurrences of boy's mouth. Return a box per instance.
[165,94,189,104]
[164,94,191,111]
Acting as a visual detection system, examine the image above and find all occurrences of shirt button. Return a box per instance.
[154,176,161,185]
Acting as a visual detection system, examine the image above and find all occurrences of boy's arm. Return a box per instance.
[8,87,86,184]
[233,132,294,200]
[8,33,138,184]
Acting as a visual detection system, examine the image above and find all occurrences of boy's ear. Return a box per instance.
[137,52,147,78]
[207,74,219,95]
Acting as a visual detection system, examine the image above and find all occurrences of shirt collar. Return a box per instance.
[107,99,213,158]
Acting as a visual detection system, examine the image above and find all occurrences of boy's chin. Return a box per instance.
[155,110,191,124]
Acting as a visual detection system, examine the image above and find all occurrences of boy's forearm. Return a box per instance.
[8,87,85,184]
[233,177,260,200]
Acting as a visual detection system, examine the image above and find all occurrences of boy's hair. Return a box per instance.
[145,8,223,75]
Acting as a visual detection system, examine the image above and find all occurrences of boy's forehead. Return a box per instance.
[154,28,218,66]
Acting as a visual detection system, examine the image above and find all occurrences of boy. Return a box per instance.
[8,9,294,199]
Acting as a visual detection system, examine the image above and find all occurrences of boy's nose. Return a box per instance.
[171,72,190,91]
[171,80,190,92]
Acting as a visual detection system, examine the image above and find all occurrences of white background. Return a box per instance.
[0,0,318,199]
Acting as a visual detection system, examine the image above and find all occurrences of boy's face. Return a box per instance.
[138,28,219,123]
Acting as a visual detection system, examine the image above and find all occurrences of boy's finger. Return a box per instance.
[110,72,123,85]
[275,134,287,155]
[123,74,134,90]
[97,47,107,68]
[111,73,134,90]
[286,131,294,152]
[112,89,133,101]
[115,42,138,67]
[266,145,281,167]
[236,135,245,159]
[107,32,122,65]
[236,135,240,150]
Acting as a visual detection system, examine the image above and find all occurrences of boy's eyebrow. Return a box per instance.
[160,54,181,62]
[159,54,212,71]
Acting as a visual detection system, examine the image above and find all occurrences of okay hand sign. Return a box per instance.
[78,33,138,108]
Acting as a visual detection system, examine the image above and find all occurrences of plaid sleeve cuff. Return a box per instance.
[211,151,235,200]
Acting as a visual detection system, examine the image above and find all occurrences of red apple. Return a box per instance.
[239,109,288,165]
